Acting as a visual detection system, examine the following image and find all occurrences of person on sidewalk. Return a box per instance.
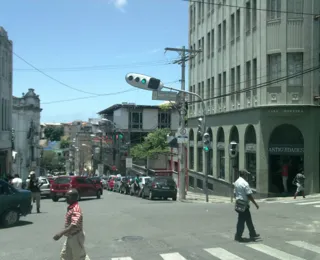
[28,171,42,213]
[53,189,90,260]
[11,174,22,189]
[281,159,291,193]
[293,170,305,199]
[234,169,260,242]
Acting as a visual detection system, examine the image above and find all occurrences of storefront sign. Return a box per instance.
[217,142,225,150]
[245,143,256,153]
[267,108,304,115]
[268,145,304,155]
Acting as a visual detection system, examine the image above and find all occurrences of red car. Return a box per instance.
[50,176,103,202]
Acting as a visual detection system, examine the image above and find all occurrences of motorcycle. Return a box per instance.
[119,180,130,194]
[129,182,141,196]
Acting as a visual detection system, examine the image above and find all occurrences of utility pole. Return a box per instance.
[164,46,202,200]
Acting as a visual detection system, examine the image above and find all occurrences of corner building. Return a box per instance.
[187,0,320,197]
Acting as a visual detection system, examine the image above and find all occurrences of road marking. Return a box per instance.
[204,248,246,260]
[111,257,133,260]
[247,244,306,260]
[160,252,187,260]
[287,241,320,254]
[297,200,320,205]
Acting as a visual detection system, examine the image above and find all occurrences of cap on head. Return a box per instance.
[30,171,35,176]
[239,169,250,177]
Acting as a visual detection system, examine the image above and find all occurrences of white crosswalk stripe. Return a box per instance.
[160,252,187,260]
[262,198,320,207]
[111,240,320,259]
[204,248,246,259]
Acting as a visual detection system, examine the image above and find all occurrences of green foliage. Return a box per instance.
[40,151,65,171]
[60,138,70,149]
[44,126,64,141]
[130,128,171,159]
[159,103,173,111]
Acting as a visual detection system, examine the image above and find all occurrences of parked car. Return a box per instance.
[0,180,32,227]
[141,176,177,201]
[50,176,103,202]
[106,176,117,191]
[100,177,107,189]
[88,177,104,192]
[39,177,51,198]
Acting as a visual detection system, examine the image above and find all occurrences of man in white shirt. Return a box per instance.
[234,169,260,242]
[11,174,23,189]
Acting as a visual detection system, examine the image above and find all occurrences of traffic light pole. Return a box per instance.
[164,46,202,201]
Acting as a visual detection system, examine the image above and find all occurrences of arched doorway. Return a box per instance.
[268,124,304,194]
[217,127,225,179]
[245,125,257,188]
[207,128,213,176]
[229,126,239,180]
[188,129,194,170]
[197,131,203,172]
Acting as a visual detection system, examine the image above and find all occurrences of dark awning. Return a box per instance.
[168,137,178,148]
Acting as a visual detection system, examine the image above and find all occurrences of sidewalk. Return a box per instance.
[258,193,320,202]
[179,190,232,204]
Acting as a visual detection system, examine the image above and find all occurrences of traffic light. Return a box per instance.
[125,73,163,91]
[197,117,203,135]
[118,133,123,140]
[203,133,210,152]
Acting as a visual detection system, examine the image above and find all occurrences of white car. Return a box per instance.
[25,176,51,198]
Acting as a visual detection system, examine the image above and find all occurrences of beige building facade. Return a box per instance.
[187,0,320,197]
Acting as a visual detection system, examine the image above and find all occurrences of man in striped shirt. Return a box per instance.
[53,189,90,260]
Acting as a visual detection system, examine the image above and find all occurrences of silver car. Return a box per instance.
[39,177,51,198]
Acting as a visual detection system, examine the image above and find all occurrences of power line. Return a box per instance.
[184,0,319,17]
[13,60,174,72]
[188,65,320,104]
[41,80,180,105]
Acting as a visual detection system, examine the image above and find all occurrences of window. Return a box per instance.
[201,37,205,60]
[252,59,257,94]
[268,54,281,82]
[207,32,211,57]
[198,147,203,172]
[230,68,235,92]
[236,9,240,38]
[223,72,227,95]
[207,78,211,99]
[218,74,222,96]
[246,61,251,88]
[211,77,215,100]
[252,0,257,27]
[190,6,193,30]
[129,111,143,129]
[267,0,281,20]
[198,39,201,63]
[246,1,251,32]
[189,45,193,68]
[211,29,215,55]
[158,112,171,129]
[222,20,226,47]
[287,53,303,86]
[230,13,235,42]
[201,81,204,98]
[189,147,194,169]
[197,1,201,23]
[201,0,205,20]
[218,24,222,49]
[287,0,303,19]
[236,65,241,102]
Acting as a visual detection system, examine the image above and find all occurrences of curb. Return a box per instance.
[258,194,320,202]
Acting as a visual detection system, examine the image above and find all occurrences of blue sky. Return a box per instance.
[0,0,188,122]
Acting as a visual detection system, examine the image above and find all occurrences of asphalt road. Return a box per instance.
[1,191,320,260]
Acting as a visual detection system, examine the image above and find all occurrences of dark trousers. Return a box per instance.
[236,208,256,238]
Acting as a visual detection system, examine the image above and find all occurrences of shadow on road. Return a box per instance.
[0,220,33,229]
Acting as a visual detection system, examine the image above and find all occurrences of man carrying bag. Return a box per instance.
[234,169,260,242]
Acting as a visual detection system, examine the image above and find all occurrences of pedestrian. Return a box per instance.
[281,159,291,193]
[293,170,305,199]
[11,174,23,189]
[53,189,90,260]
[28,171,42,213]
[234,169,260,242]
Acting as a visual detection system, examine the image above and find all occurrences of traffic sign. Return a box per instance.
[177,135,188,144]
[152,90,178,101]
[126,157,133,168]
[179,128,186,135]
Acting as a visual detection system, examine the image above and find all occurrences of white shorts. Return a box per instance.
[296,183,304,193]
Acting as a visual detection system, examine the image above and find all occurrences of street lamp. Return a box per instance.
[125,72,209,202]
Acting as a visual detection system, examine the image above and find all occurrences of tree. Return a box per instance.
[44,126,64,141]
[60,138,70,149]
[130,128,171,159]
[40,151,65,171]
[159,102,173,111]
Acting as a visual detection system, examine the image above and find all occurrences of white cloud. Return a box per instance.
[148,48,161,54]
[112,0,128,11]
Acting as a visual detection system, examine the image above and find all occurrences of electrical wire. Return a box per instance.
[188,64,320,104]
[184,0,320,17]
[41,80,180,105]
[13,60,174,72]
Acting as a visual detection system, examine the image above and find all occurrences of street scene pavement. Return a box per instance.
[2,191,320,260]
